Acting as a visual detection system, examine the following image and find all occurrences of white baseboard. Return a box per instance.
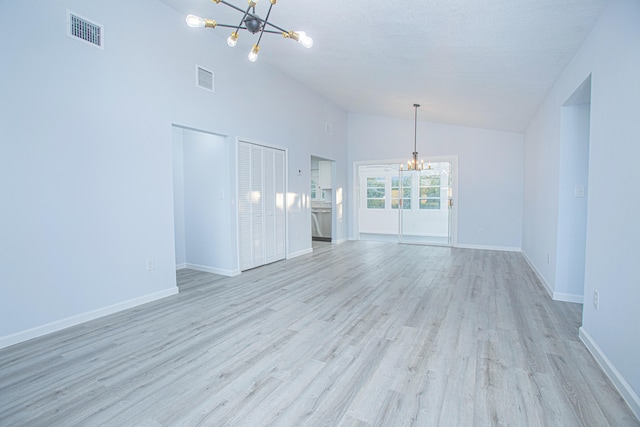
[185,263,240,277]
[455,243,522,252]
[288,248,313,259]
[333,238,348,245]
[176,263,187,270]
[552,292,584,304]
[522,251,554,299]
[521,252,584,304]
[358,233,400,243]
[579,327,640,420]
[0,287,178,350]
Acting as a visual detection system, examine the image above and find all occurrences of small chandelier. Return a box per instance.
[185,0,313,63]
[402,103,428,171]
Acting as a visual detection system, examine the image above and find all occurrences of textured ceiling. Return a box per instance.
[157,0,608,132]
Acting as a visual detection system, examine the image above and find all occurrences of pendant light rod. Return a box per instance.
[413,103,420,156]
[407,103,423,171]
[400,103,427,172]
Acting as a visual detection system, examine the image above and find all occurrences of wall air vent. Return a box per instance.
[67,10,103,49]
[196,66,214,92]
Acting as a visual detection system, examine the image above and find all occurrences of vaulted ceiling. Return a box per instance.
[158,0,608,132]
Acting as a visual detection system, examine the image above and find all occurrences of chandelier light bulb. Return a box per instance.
[185,14,205,28]
[248,45,260,62]
[295,31,313,48]
[227,32,238,47]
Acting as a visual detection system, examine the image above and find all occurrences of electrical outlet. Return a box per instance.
[593,290,599,310]
[146,258,155,271]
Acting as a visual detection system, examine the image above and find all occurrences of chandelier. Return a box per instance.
[402,104,428,171]
[185,0,313,63]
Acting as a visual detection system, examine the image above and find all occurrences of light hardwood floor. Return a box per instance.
[0,242,637,426]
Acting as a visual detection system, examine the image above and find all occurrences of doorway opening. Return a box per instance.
[310,156,335,244]
[171,125,238,276]
[555,75,591,303]
[355,157,457,245]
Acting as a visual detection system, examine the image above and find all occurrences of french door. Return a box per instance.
[398,161,453,245]
[357,159,455,245]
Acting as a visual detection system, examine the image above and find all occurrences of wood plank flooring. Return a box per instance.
[0,241,637,426]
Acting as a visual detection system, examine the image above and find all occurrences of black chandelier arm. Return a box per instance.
[255,1,275,47]
[218,0,289,34]
[219,0,268,30]
[214,23,280,34]
[219,0,255,17]
[214,23,238,29]
[260,18,288,34]
[231,4,254,34]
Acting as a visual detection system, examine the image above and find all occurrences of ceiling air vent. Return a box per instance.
[67,10,103,49]
[196,66,214,92]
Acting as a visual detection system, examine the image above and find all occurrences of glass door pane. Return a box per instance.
[399,161,452,245]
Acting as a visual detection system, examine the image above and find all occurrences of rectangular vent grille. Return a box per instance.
[67,10,103,48]
[196,66,214,92]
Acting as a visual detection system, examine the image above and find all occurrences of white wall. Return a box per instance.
[348,114,524,250]
[523,0,640,415]
[0,0,348,346]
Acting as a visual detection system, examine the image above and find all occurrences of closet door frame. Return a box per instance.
[235,138,288,271]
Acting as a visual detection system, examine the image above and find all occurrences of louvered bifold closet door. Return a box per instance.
[250,144,265,268]
[273,149,286,260]
[238,142,253,271]
[264,149,277,264]
[238,142,286,271]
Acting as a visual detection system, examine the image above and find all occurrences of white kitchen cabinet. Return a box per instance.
[319,160,332,189]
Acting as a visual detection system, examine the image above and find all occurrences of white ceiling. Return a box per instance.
[158,0,608,132]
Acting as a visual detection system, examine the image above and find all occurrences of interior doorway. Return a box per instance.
[355,157,457,245]
[555,75,591,303]
[171,125,237,276]
[310,156,335,243]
